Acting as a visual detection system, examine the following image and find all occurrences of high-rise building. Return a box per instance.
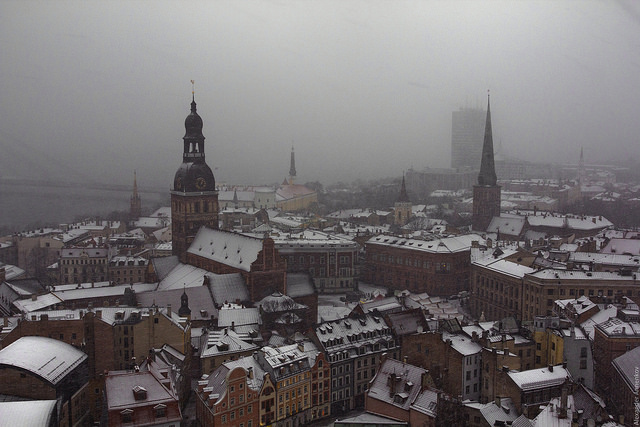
[171,93,219,262]
[472,95,501,232]
[451,107,486,170]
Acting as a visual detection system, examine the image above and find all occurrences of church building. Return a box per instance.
[472,94,501,232]
[171,93,219,262]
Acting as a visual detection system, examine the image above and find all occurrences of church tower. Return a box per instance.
[288,146,297,185]
[129,170,142,221]
[394,174,412,226]
[171,89,219,262]
[472,94,501,232]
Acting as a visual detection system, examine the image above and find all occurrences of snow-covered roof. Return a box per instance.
[0,400,57,427]
[367,233,485,254]
[0,336,87,385]
[13,293,63,313]
[207,273,249,304]
[217,307,261,327]
[508,365,570,391]
[188,228,264,272]
[105,370,179,410]
[201,329,259,358]
[443,331,482,356]
[157,262,208,291]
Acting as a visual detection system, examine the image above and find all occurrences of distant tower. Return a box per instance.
[451,106,486,169]
[472,94,501,232]
[395,174,412,226]
[129,170,142,221]
[171,87,219,262]
[288,146,297,185]
[578,147,586,186]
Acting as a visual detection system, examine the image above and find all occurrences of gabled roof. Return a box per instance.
[367,357,428,412]
[207,273,249,304]
[136,286,217,322]
[0,336,87,385]
[188,228,264,272]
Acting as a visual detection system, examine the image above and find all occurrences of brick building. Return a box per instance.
[0,336,91,427]
[108,255,148,285]
[610,346,640,426]
[363,234,483,296]
[311,313,399,414]
[365,357,438,426]
[593,312,640,400]
[273,230,358,294]
[472,252,640,322]
[105,369,181,427]
[186,227,286,302]
[59,247,109,285]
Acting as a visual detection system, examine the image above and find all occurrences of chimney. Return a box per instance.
[31,294,37,301]
[559,385,568,419]
[167,304,172,317]
[231,321,235,331]
[421,371,429,389]
[495,396,501,407]
[248,367,254,379]
[96,310,102,319]
[3,317,8,327]
[548,364,553,372]
[403,356,408,366]
[389,373,396,397]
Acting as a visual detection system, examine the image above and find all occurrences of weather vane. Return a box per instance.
[191,80,195,96]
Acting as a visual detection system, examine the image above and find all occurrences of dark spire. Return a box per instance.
[179,288,191,317]
[289,145,297,180]
[477,93,497,186]
[183,84,205,162]
[398,174,410,203]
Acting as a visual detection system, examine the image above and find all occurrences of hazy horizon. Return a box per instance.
[2,1,639,189]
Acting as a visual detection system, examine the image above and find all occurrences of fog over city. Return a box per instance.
[1,0,639,188]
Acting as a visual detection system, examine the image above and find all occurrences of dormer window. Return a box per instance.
[154,404,167,418]
[132,385,147,401]
[121,408,133,423]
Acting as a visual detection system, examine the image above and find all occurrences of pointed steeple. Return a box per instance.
[477,93,497,186]
[398,174,410,203]
[233,188,239,209]
[289,145,297,184]
[129,170,141,220]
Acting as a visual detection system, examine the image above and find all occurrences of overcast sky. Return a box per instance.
[1,0,639,188]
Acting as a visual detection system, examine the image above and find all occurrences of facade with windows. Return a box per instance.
[363,234,482,296]
[274,230,358,293]
[256,343,312,426]
[472,249,640,321]
[196,356,269,427]
[59,247,109,285]
[312,313,399,414]
[108,255,148,285]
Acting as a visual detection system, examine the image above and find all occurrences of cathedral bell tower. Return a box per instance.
[472,93,501,232]
[171,87,219,262]
[394,174,412,226]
